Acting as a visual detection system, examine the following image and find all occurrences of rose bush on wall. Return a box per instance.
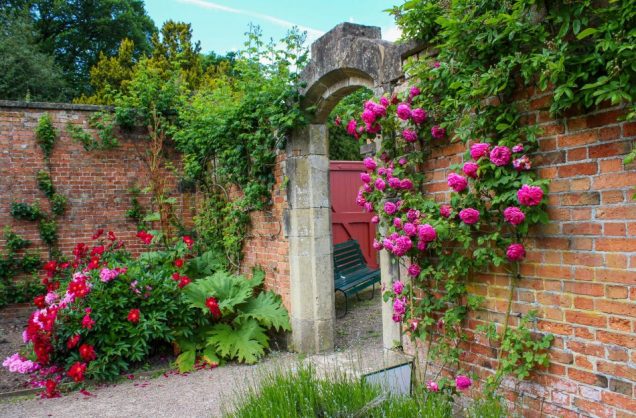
[3,229,289,398]
[341,86,553,395]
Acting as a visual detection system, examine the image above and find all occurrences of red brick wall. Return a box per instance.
[405,89,636,417]
[240,153,290,309]
[0,102,192,260]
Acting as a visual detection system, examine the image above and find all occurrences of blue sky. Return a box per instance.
[144,0,399,54]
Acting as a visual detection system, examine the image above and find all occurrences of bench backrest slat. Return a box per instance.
[333,240,368,276]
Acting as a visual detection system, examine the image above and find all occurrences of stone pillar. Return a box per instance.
[286,124,335,353]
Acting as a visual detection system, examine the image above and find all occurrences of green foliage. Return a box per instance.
[6,0,157,98]
[38,218,58,246]
[176,269,290,370]
[0,228,42,308]
[125,187,148,230]
[66,112,120,151]
[230,365,454,418]
[36,170,55,198]
[0,8,68,101]
[466,395,512,418]
[328,88,373,161]
[50,194,67,216]
[35,114,58,160]
[4,227,30,252]
[10,202,42,221]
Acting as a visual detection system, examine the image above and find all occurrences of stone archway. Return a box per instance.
[286,23,407,353]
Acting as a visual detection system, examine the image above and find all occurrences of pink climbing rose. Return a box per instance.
[459,208,480,225]
[503,207,525,225]
[360,172,371,183]
[392,280,404,295]
[512,144,524,153]
[470,143,490,160]
[396,103,411,120]
[513,155,532,171]
[417,224,437,242]
[384,202,397,215]
[363,157,377,171]
[400,179,413,190]
[462,162,479,178]
[431,125,445,139]
[409,86,421,97]
[455,375,472,391]
[389,177,401,189]
[375,178,386,191]
[506,243,526,261]
[426,381,439,392]
[517,184,544,206]
[411,108,427,124]
[403,222,417,236]
[407,264,421,277]
[439,205,452,218]
[447,173,468,192]
[489,145,512,166]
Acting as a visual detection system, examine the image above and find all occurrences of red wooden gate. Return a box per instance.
[330,161,378,268]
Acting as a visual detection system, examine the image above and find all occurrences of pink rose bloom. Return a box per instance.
[407,209,420,222]
[503,207,525,225]
[383,239,394,252]
[380,96,389,107]
[355,194,366,207]
[346,119,358,137]
[375,178,386,191]
[470,143,490,160]
[403,222,416,236]
[417,240,427,251]
[384,202,397,215]
[44,291,58,305]
[517,184,544,206]
[393,236,413,256]
[426,381,439,392]
[506,243,526,261]
[388,177,401,189]
[462,162,479,178]
[513,155,532,171]
[409,86,421,97]
[371,215,380,224]
[433,61,441,68]
[397,103,411,120]
[431,125,445,139]
[372,103,387,118]
[366,122,381,134]
[489,146,512,166]
[417,224,437,242]
[393,297,407,319]
[447,173,468,192]
[411,108,427,124]
[363,157,377,171]
[455,375,472,391]
[400,179,413,190]
[361,108,376,125]
[392,280,404,295]
[363,183,373,193]
[512,144,524,153]
[364,202,373,212]
[407,264,421,277]
[372,239,383,250]
[393,218,402,228]
[360,172,371,183]
[398,157,407,165]
[439,205,452,218]
[402,129,417,143]
[459,208,480,225]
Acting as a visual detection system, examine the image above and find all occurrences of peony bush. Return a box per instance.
[4,229,289,397]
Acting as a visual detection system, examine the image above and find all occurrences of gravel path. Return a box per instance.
[0,286,383,418]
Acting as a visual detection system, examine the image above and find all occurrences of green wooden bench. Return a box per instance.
[333,239,381,317]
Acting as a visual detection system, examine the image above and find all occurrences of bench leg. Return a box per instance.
[356,283,376,302]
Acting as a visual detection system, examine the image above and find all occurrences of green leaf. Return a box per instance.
[143,212,161,222]
[576,27,598,40]
[202,346,220,366]
[207,319,268,364]
[238,291,291,331]
[176,350,196,373]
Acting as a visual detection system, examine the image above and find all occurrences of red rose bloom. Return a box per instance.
[87,256,100,270]
[107,231,117,241]
[43,260,57,272]
[171,272,181,281]
[79,344,96,362]
[182,236,194,249]
[178,276,191,288]
[33,295,46,309]
[205,297,221,318]
[73,243,88,259]
[81,313,95,329]
[42,379,60,398]
[92,229,104,240]
[127,308,140,323]
[136,231,153,245]
[174,258,184,268]
[90,245,105,256]
[67,362,87,382]
[67,335,80,349]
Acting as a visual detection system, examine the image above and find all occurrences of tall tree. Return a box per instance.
[2,0,157,97]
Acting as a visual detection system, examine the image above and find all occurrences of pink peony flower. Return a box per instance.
[503,207,525,225]
[417,224,437,242]
[411,108,427,124]
[506,243,526,261]
[447,173,468,192]
[426,381,439,392]
[462,162,479,178]
[459,208,480,225]
[363,157,377,171]
[512,144,524,153]
[384,202,397,215]
[470,143,490,160]
[360,172,371,183]
[439,205,452,218]
[489,146,512,166]
[407,264,421,277]
[431,125,446,139]
[3,353,40,374]
[455,375,472,391]
[402,129,418,143]
[393,281,404,295]
[513,155,532,171]
[517,184,544,206]
[397,103,411,120]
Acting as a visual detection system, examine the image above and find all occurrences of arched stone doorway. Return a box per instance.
[286,23,407,353]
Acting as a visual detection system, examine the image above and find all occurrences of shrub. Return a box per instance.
[35,114,58,160]
[10,202,42,221]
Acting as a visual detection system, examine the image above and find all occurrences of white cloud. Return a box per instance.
[382,25,402,42]
[178,0,325,39]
